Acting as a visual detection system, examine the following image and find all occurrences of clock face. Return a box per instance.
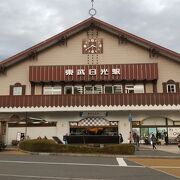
[82,38,103,54]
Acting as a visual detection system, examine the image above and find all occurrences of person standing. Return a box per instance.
[119,133,123,144]
[133,132,140,151]
[151,134,157,149]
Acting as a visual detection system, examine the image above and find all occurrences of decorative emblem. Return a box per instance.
[82,38,103,54]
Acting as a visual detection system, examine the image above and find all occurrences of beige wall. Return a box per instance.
[0,28,179,95]
[146,83,153,93]
[156,57,180,92]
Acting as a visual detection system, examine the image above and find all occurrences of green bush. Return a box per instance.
[19,139,56,152]
[102,144,135,155]
[19,139,135,155]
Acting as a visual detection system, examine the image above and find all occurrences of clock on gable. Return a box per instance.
[82,38,103,54]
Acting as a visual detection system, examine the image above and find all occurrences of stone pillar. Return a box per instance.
[118,118,130,143]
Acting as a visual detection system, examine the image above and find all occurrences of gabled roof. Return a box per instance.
[0,17,180,68]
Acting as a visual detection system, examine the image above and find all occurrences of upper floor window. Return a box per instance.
[10,83,26,96]
[167,84,176,93]
[125,85,134,93]
[41,83,145,95]
[114,85,123,94]
[74,86,83,94]
[64,86,73,94]
[163,80,179,93]
[94,85,103,94]
[84,85,93,94]
[134,85,144,93]
[125,85,144,93]
[43,86,62,95]
[64,85,83,94]
[104,85,123,94]
[104,85,113,94]
[13,87,22,95]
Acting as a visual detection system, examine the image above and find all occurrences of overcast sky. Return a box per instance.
[0,0,179,61]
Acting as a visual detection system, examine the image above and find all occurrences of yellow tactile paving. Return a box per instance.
[156,168,180,178]
[128,158,180,178]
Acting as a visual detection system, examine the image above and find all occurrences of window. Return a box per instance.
[125,85,144,93]
[104,85,113,94]
[74,86,83,94]
[167,84,176,93]
[10,83,26,96]
[43,86,62,95]
[134,85,144,93]
[84,85,93,94]
[94,85,103,94]
[163,80,179,93]
[114,85,123,94]
[64,86,73,94]
[104,85,122,94]
[125,85,134,93]
[13,87,22,95]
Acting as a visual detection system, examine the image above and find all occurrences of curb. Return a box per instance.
[25,151,180,159]
[2,148,180,159]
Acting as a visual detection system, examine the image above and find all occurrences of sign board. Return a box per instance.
[168,127,180,138]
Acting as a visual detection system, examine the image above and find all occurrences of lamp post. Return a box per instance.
[128,113,133,144]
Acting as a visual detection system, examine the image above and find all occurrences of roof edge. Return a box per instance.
[0,17,179,68]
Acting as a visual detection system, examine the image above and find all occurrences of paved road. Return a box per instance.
[0,154,179,180]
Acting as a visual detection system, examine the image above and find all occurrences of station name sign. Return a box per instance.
[65,68,120,76]
[29,63,158,82]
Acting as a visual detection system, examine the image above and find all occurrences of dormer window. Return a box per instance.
[13,87,23,95]
[167,84,176,93]
[163,80,179,93]
[10,83,26,96]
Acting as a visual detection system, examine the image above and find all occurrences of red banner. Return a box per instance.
[29,63,158,82]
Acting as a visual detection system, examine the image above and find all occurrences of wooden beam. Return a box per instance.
[28,50,38,60]
[118,34,128,44]
[58,36,67,46]
[149,47,159,58]
[0,65,6,74]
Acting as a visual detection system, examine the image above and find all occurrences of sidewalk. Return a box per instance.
[140,144,180,154]
[133,144,180,158]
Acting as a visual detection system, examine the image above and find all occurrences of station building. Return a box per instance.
[0,17,180,145]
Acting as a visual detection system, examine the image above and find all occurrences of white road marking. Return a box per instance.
[0,160,117,167]
[0,160,144,168]
[116,158,127,166]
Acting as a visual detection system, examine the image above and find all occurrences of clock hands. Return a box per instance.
[85,44,97,51]
[82,38,103,54]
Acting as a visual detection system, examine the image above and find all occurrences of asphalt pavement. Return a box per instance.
[0,154,179,180]
[0,144,179,179]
